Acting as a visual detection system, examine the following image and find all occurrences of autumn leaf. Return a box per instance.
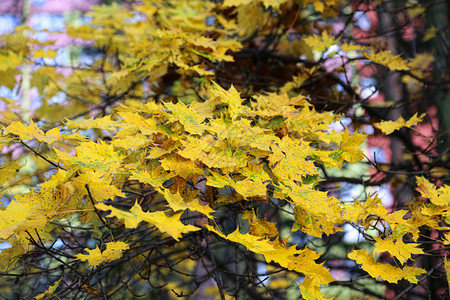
[34,276,63,300]
[340,128,367,163]
[206,224,333,286]
[65,115,121,130]
[363,50,409,71]
[0,51,23,71]
[0,160,22,183]
[160,156,203,180]
[373,237,424,264]
[32,48,58,59]
[416,176,450,206]
[242,210,278,238]
[96,202,201,241]
[0,200,34,240]
[222,0,287,9]
[55,140,125,173]
[298,276,332,300]
[129,167,173,187]
[348,250,425,283]
[75,241,129,267]
[374,113,425,135]
[209,81,244,120]
[159,188,215,217]
[304,31,338,54]
[164,100,208,135]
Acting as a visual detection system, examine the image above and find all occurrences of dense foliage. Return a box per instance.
[0,0,449,299]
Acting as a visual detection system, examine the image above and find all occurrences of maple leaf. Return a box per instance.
[75,241,129,267]
[118,111,158,136]
[39,169,76,190]
[32,48,58,59]
[374,113,425,135]
[298,276,332,300]
[55,140,124,174]
[373,237,424,264]
[73,171,126,202]
[363,50,410,71]
[129,167,173,187]
[0,160,22,183]
[342,199,366,222]
[34,276,63,300]
[96,202,201,241]
[5,119,64,144]
[0,200,34,240]
[206,171,235,188]
[65,115,121,130]
[0,134,15,151]
[206,225,333,285]
[348,250,425,283]
[0,51,22,71]
[279,181,342,223]
[415,176,450,207]
[242,210,278,238]
[159,188,215,217]
[160,156,203,180]
[340,128,367,163]
[234,178,268,198]
[209,81,244,120]
[304,31,338,54]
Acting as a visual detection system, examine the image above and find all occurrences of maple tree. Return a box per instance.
[0,0,449,299]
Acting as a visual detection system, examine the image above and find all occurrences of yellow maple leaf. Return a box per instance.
[242,210,278,238]
[73,171,126,202]
[75,241,129,267]
[6,119,62,144]
[96,202,201,241]
[298,276,331,300]
[129,167,173,187]
[415,176,450,206]
[0,200,34,240]
[363,50,409,71]
[206,225,333,285]
[269,137,318,181]
[340,128,367,163]
[280,181,342,222]
[160,156,203,180]
[0,160,22,183]
[206,171,235,188]
[111,132,150,150]
[222,0,287,9]
[373,237,424,264]
[55,140,124,173]
[65,115,121,130]
[222,0,252,7]
[6,119,86,144]
[234,178,268,198]
[0,134,15,151]
[159,188,215,217]
[209,81,244,120]
[348,250,425,283]
[304,31,338,54]
[34,276,63,300]
[423,26,436,42]
[118,111,158,136]
[0,51,23,71]
[32,48,58,59]
[374,113,425,135]
[342,199,366,222]
[201,144,248,170]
